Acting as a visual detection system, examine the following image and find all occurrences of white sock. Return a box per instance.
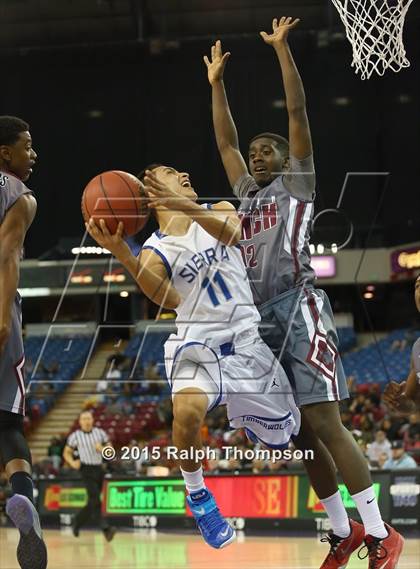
[180,466,206,494]
[320,490,351,538]
[351,486,387,539]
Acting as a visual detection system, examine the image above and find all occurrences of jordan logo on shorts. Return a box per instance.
[271,378,279,388]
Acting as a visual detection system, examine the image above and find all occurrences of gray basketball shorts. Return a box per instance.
[258,286,349,407]
[0,293,26,416]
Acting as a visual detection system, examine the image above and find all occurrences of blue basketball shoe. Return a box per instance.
[187,488,236,549]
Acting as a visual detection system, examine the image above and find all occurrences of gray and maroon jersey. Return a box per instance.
[0,171,33,221]
[233,154,316,306]
[0,170,33,415]
[412,337,420,384]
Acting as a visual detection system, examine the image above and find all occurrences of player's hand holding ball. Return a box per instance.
[203,40,231,85]
[86,219,132,262]
[260,17,300,47]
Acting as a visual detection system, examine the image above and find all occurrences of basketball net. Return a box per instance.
[330,0,414,79]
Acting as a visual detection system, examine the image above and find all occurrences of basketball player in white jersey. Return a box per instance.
[86,164,300,549]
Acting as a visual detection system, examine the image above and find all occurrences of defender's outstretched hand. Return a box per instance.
[204,40,231,85]
[260,17,300,46]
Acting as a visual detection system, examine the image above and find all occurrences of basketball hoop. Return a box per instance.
[330,0,414,79]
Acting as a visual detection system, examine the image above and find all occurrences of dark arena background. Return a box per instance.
[0,1,419,568]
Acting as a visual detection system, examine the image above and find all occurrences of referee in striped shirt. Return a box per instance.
[63,410,116,541]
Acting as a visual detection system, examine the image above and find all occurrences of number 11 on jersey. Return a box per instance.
[202,270,232,307]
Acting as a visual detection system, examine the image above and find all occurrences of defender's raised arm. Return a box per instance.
[260,17,312,160]
[204,40,248,188]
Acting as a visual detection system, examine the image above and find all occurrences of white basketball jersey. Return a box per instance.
[142,210,261,348]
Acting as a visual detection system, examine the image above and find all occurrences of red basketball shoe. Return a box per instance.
[358,523,404,569]
[320,519,365,568]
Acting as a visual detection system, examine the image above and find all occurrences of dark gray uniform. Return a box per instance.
[234,155,348,407]
[0,171,33,416]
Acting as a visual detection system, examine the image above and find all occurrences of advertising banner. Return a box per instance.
[390,469,420,528]
[105,479,186,515]
[39,482,88,514]
[36,470,410,527]
[185,476,299,519]
[391,246,420,273]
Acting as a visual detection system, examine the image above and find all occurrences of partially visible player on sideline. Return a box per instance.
[86,164,300,549]
[205,17,403,569]
[0,116,47,569]
[384,275,420,413]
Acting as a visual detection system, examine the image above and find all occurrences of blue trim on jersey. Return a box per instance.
[244,428,291,450]
[141,246,172,279]
[155,230,167,239]
[205,203,213,209]
[170,341,223,411]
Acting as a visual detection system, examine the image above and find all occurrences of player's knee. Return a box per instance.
[173,394,206,433]
[302,403,342,444]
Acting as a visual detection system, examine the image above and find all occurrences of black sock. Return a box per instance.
[10,472,34,503]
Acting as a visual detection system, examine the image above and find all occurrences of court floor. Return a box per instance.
[1,528,419,568]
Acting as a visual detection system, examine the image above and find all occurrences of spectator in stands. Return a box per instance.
[367,384,381,407]
[402,413,420,446]
[24,358,34,379]
[377,452,390,470]
[47,437,62,471]
[106,352,127,369]
[366,430,392,465]
[391,324,419,352]
[40,360,60,379]
[144,360,162,395]
[386,415,408,441]
[359,416,375,444]
[157,398,173,427]
[340,409,353,430]
[349,393,366,415]
[383,440,417,470]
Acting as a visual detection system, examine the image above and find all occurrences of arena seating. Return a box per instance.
[25,335,91,420]
[336,326,357,352]
[342,329,420,385]
[71,398,166,446]
[122,327,416,388]
[124,330,170,377]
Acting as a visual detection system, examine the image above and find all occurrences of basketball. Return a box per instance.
[81,170,149,236]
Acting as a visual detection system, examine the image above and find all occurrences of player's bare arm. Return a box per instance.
[204,40,248,188]
[261,17,313,160]
[0,194,37,353]
[144,170,241,245]
[86,218,180,310]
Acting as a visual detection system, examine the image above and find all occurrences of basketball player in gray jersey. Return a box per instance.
[384,275,420,412]
[0,116,47,569]
[205,16,403,569]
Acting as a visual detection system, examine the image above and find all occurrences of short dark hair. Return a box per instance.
[0,116,30,146]
[136,163,163,183]
[250,132,289,157]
